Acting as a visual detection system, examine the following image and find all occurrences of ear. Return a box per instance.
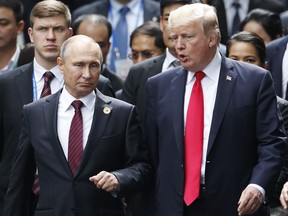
[57,57,64,74]
[68,27,73,37]
[17,20,25,34]
[208,32,218,48]
[28,27,34,43]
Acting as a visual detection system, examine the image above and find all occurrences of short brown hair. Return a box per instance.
[30,0,71,27]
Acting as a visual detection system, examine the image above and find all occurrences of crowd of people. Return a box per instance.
[1,0,288,216]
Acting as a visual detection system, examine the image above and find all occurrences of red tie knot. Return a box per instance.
[43,71,55,82]
[71,100,83,110]
[195,71,205,81]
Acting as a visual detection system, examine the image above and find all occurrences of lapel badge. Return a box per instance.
[103,106,111,114]
[226,75,232,81]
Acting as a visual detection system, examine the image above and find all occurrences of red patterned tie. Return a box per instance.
[184,71,205,206]
[40,71,55,98]
[32,71,55,196]
[68,100,84,176]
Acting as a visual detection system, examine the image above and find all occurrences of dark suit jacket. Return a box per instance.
[0,62,115,215]
[72,0,160,22]
[212,0,286,44]
[266,35,288,98]
[4,90,151,216]
[121,54,165,123]
[144,56,285,215]
[102,65,124,92]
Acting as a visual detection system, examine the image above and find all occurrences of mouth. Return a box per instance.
[45,45,57,50]
[178,54,188,62]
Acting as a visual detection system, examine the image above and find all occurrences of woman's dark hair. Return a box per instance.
[226,31,266,65]
[240,8,282,41]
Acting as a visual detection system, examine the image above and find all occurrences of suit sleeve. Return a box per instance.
[250,71,286,193]
[121,68,137,106]
[111,106,152,197]
[4,107,36,216]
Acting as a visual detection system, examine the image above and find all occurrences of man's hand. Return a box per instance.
[280,182,288,209]
[89,171,119,192]
[237,185,262,215]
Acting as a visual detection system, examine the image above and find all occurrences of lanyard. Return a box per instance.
[110,0,143,54]
[32,73,38,101]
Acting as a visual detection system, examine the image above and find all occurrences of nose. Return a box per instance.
[47,29,56,40]
[82,66,91,79]
[175,37,185,50]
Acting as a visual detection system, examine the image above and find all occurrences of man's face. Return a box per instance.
[28,15,72,65]
[170,21,216,72]
[57,38,102,99]
[0,7,24,50]
[130,34,164,64]
[76,21,110,63]
[160,3,185,56]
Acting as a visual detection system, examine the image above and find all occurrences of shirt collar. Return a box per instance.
[186,50,222,85]
[33,58,63,83]
[60,86,96,112]
[0,45,21,72]
[110,0,139,15]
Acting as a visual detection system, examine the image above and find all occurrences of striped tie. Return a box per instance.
[40,71,55,98]
[68,100,84,176]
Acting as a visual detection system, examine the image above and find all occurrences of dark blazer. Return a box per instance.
[121,54,165,123]
[102,65,124,92]
[4,90,151,216]
[0,62,115,215]
[266,35,288,98]
[72,0,160,23]
[144,56,285,215]
[212,0,286,44]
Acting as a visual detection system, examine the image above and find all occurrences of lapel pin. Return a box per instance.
[226,75,232,81]
[103,107,111,114]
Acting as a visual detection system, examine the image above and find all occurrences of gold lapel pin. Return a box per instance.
[103,107,111,114]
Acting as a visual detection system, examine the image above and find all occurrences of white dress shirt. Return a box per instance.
[162,48,179,72]
[33,58,64,100]
[0,45,21,72]
[57,86,95,159]
[282,43,288,99]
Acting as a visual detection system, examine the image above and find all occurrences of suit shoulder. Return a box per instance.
[72,0,107,19]
[0,63,32,81]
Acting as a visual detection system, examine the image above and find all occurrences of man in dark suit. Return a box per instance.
[4,34,151,216]
[73,14,124,92]
[266,35,288,99]
[144,3,286,216]
[210,0,286,44]
[0,2,114,215]
[121,0,192,123]
[72,0,160,73]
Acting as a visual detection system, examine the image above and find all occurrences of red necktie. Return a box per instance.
[40,71,55,98]
[184,71,205,206]
[68,100,84,176]
[32,71,55,196]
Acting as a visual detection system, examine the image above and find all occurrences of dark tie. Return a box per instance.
[40,71,55,98]
[171,60,181,68]
[68,100,84,176]
[110,6,129,71]
[184,71,205,206]
[32,71,55,196]
[231,2,241,35]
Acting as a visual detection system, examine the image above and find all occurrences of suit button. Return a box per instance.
[73,180,78,185]
[206,160,211,164]
[181,164,184,168]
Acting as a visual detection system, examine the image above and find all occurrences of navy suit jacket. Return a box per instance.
[4,90,152,216]
[144,55,285,215]
[0,62,115,215]
[266,35,288,98]
[72,0,160,22]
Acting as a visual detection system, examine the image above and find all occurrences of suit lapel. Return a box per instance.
[77,90,112,175]
[42,91,73,176]
[171,68,187,161]
[207,57,237,154]
[15,63,33,104]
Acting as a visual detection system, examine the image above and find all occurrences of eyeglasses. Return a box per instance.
[128,51,155,60]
